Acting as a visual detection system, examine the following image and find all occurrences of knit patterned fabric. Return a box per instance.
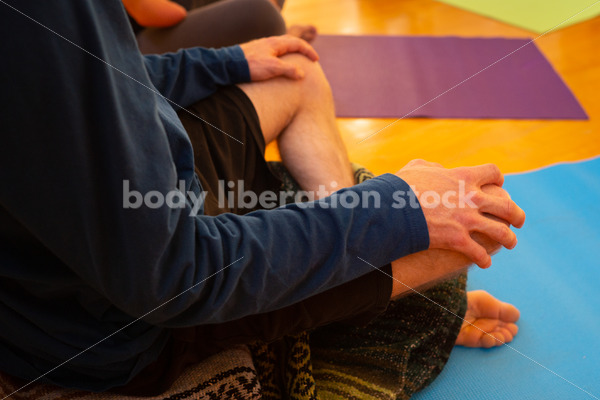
[250,332,318,400]
[0,163,466,400]
[0,345,260,399]
[310,275,467,400]
[255,162,468,400]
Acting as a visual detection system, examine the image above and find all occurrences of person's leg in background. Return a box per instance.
[135,0,316,54]
[123,0,188,28]
[266,0,317,41]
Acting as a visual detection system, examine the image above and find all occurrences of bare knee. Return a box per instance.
[236,53,333,143]
[279,53,333,100]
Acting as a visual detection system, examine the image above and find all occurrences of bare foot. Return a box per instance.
[456,290,520,348]
[287,24,318,42]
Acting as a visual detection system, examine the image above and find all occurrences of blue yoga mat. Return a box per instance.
[413,157,600,400]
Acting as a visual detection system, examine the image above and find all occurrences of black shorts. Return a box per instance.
[116,86,392,396]
[179,85,282,216]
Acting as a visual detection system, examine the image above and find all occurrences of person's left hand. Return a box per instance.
[240,35,319,81]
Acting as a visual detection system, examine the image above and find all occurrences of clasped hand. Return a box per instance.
[396,159,526,268]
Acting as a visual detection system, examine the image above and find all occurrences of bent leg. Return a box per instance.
[238,53,354,195]
[187,264,392,352]
[137,0,286,53]
[115,263,393,396]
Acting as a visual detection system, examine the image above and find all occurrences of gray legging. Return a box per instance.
[135,0,287,54]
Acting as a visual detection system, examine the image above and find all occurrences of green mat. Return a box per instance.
[437,0,600,33]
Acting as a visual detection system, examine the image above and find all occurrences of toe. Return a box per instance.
[497,327,514,343]
[481,333,499,348]
[500,301,520,322]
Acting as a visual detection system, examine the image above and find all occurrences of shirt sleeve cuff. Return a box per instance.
[219,45,251,83]
[377,173,430,254]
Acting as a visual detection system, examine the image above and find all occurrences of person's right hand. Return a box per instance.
[240,35,319,81]
[395,159,526,268]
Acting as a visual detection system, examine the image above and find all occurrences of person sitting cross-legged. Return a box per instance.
[0,0,525,396]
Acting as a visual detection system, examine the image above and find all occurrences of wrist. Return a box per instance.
[220,45,251,83]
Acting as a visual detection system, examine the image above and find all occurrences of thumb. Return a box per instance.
[277,59,305,80]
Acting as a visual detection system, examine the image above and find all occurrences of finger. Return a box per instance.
[464,163,504,187]
[479,193,526,229]
[481,212,509,227]
[275,35,319,61]
[481,183,509,199]
[274,59,304,79]
[474,217,517,250]
[405,159,443,168]
[455,236,492,268]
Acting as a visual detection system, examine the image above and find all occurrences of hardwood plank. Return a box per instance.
[265,0,600,174]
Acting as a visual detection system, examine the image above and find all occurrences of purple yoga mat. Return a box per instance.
[311,35,588,120]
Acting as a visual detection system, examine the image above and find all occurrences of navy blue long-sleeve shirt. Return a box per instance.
[0,0,429,391]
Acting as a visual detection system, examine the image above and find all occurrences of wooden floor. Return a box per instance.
[265,0,600,175]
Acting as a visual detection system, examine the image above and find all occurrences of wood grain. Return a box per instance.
[264,0,600,175]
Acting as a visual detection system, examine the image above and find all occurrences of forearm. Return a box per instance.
[131,175,429,326]
[391,231,502,298]
[143,46,250,106]
[391,249,470,298]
